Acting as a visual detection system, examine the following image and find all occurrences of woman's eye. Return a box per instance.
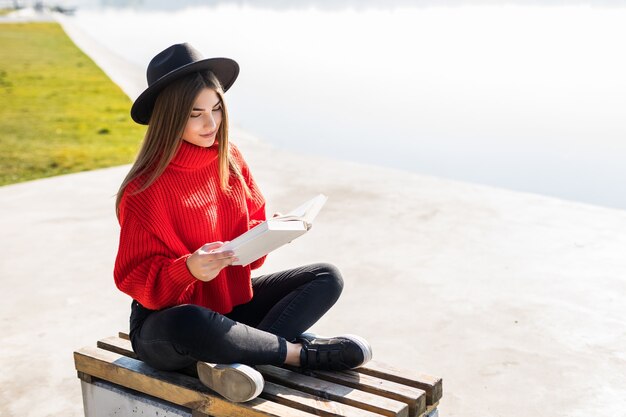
[191,114,201,118]
[213,106,222,112]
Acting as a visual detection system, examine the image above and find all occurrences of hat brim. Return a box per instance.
[130,57,239,125]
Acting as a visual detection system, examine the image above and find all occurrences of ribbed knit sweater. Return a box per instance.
[114,141,266,313]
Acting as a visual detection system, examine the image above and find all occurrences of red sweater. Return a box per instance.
[114,141,266,313]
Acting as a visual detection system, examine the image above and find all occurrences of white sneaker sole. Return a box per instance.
[196,362,264,403]
[300,332,373,367]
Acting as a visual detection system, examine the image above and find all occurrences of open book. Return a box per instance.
[216,194,328,266]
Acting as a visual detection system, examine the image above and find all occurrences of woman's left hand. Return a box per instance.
[186,241,237,282]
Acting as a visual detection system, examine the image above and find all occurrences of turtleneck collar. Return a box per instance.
[169,140,219,170]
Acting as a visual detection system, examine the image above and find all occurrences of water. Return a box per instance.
[61,1,626,210]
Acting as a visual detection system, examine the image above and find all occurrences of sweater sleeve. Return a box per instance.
[114,209,198,310]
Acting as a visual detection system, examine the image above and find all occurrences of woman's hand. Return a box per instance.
[186,242,237,282]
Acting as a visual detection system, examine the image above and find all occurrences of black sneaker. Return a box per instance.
[196,362,264,403]
[297,332,373,371]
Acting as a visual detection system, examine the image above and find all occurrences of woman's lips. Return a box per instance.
[201,131,216,138]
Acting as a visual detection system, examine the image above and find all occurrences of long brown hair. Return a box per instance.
[116,71,246,218]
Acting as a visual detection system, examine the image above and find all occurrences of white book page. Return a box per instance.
[274,194,328,223]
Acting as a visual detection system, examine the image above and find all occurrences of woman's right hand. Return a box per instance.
[186,242,237,282]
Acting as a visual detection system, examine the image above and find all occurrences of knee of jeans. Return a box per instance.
[161,304,224,342]
[315,263,344,298]
[138,339,195,371]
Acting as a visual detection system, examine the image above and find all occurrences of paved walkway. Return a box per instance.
[0,7,55,22]
[1,11,626,417]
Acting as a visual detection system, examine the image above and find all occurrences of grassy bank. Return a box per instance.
[0,22,145,185]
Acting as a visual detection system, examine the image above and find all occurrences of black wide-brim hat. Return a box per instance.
[131,43,239,125]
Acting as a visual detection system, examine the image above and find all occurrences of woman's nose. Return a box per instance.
[203,113,217,128]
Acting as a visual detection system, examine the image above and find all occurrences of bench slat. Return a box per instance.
[258,365,408,417]
[357,361,443,405]
[303,370,426,417]
[262,381,384,417]
[74,346,315,417]
[98,335,137,358]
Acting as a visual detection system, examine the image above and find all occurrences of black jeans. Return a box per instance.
[129,263,343,371]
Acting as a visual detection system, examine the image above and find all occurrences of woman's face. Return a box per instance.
[181,88,223,148]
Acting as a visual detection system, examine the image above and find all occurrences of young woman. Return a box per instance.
[114,43,372,403]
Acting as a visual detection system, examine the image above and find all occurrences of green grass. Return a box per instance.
[0,22,146,185]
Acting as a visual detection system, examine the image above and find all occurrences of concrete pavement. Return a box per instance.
[1,13,626,417]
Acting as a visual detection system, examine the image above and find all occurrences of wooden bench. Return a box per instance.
[74,332,443,417]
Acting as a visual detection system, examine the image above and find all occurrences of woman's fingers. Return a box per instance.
[197,242,236,260]
[187,241,238,282]
[202,257,237,276]
[198,241,225,255]
[206,256,235,271]
[197,249,238,268]
[199,249,236,262]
